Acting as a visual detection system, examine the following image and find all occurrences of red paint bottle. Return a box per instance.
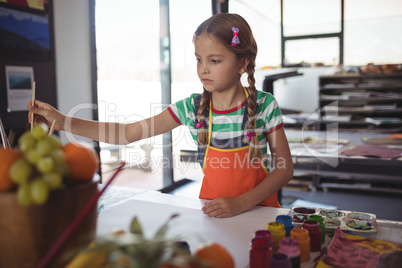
[307,214,326,244]
[255,230,274,253]
[302,220,321,252]
[250,235,272,268]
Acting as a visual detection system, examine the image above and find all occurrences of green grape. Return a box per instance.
[10,158,32,184]
[43,172,63,189]
[54,162,69,177]
[48,135,62,150]
[36,156,54,174]
[17,183,32,207]
[19,131,32,142]
[49,149,66,165]
[19,133,36,153]
[25,149,41,164]
[36,139,52,156]
[31,124,48,140]
[30,179,49,205]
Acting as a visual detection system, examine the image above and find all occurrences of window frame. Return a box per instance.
[281,0,344,67]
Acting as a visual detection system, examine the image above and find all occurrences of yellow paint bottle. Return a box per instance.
[267,222,286,252]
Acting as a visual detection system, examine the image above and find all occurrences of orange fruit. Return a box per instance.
[62,143,99,182]
[194,242,234,268]
[0,148,22,192]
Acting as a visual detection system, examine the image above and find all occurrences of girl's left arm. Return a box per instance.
[202,127,294,218]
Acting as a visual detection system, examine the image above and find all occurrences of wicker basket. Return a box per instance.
[0,180,98,268]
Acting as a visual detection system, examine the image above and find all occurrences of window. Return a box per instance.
[95,0,162,189]
[230,0,282,68]
[282,0,342,67]
[169,0,211,182]
[344,0,402,65]
[285,37,339,66]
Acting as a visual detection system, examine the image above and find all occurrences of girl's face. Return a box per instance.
[194,33,244,93]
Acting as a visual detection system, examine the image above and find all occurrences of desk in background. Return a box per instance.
[180,129,402,194]
[285,129,402,193]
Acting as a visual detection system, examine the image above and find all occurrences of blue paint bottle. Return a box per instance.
[276,215,293,237]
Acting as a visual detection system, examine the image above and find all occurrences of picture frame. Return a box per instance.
[0,0,45,11]
[0,5,51,61]
[5,65,34,112]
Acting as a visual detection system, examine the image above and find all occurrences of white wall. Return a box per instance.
[53,0,94,144]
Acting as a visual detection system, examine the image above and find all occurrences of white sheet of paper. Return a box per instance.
[5,65,34,112]
[97,199,289,268]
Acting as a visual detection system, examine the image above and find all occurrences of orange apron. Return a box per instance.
[198,90,280,208]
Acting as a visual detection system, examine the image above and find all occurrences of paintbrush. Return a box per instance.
[31,81,36,131]
[48,120,56,136]
[0,116,10,148]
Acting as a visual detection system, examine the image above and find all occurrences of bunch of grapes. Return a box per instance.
[10,124,69,206]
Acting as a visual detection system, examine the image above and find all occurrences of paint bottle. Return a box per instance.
[270,253,292,268]
[290,228,310,263]
[307,215,326,244]
[276,215,293,237]
[302,220,321,252]
[250,231,273,268]
[255,230,274,253]
[278,238,301,268]
[255,230,273,265]
[267,222,286,252]
[176,241,191,254]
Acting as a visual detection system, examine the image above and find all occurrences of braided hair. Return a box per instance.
[194,13,262,161]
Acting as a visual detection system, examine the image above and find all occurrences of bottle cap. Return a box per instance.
[254,229,274,248]
[255,230,272,238]
[308,215,324,223]
[302,220,321,233]
[278,238,300,257]
[270,253,292,268]
[276,215,293,227]
[251,236,270,249]
[267,222,285,234]
[290,228,309,241]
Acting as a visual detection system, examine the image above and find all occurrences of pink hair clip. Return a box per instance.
[246,131,256,141]
[195,121,205,129]
[231,27,240,47]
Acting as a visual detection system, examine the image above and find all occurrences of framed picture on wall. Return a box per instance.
[0,6,51,61]
[0,0,45,11]
[5,65,34,112]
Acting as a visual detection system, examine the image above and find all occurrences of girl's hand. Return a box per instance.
[27,100,66,131]
[202,197,247,218]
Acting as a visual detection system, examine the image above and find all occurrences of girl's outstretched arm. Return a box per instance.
[202,127,294,218]
[28,100,181,145]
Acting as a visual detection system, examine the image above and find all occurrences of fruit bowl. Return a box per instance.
[0,179,98,268]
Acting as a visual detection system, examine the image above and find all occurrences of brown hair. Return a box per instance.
[194,13,262,161]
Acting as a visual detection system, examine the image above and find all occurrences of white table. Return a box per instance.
[97,185,402,268]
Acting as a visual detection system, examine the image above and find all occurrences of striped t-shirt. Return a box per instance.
[167,90,284,170]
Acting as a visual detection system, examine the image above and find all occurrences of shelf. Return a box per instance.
[318,74,402,133]
[319,73,402,79]
[313,74,402,192]
[320,85,402,92]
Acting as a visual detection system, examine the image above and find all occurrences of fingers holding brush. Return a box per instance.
[27,99,66,132]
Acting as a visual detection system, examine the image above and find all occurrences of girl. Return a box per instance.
[28,13,293,218]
